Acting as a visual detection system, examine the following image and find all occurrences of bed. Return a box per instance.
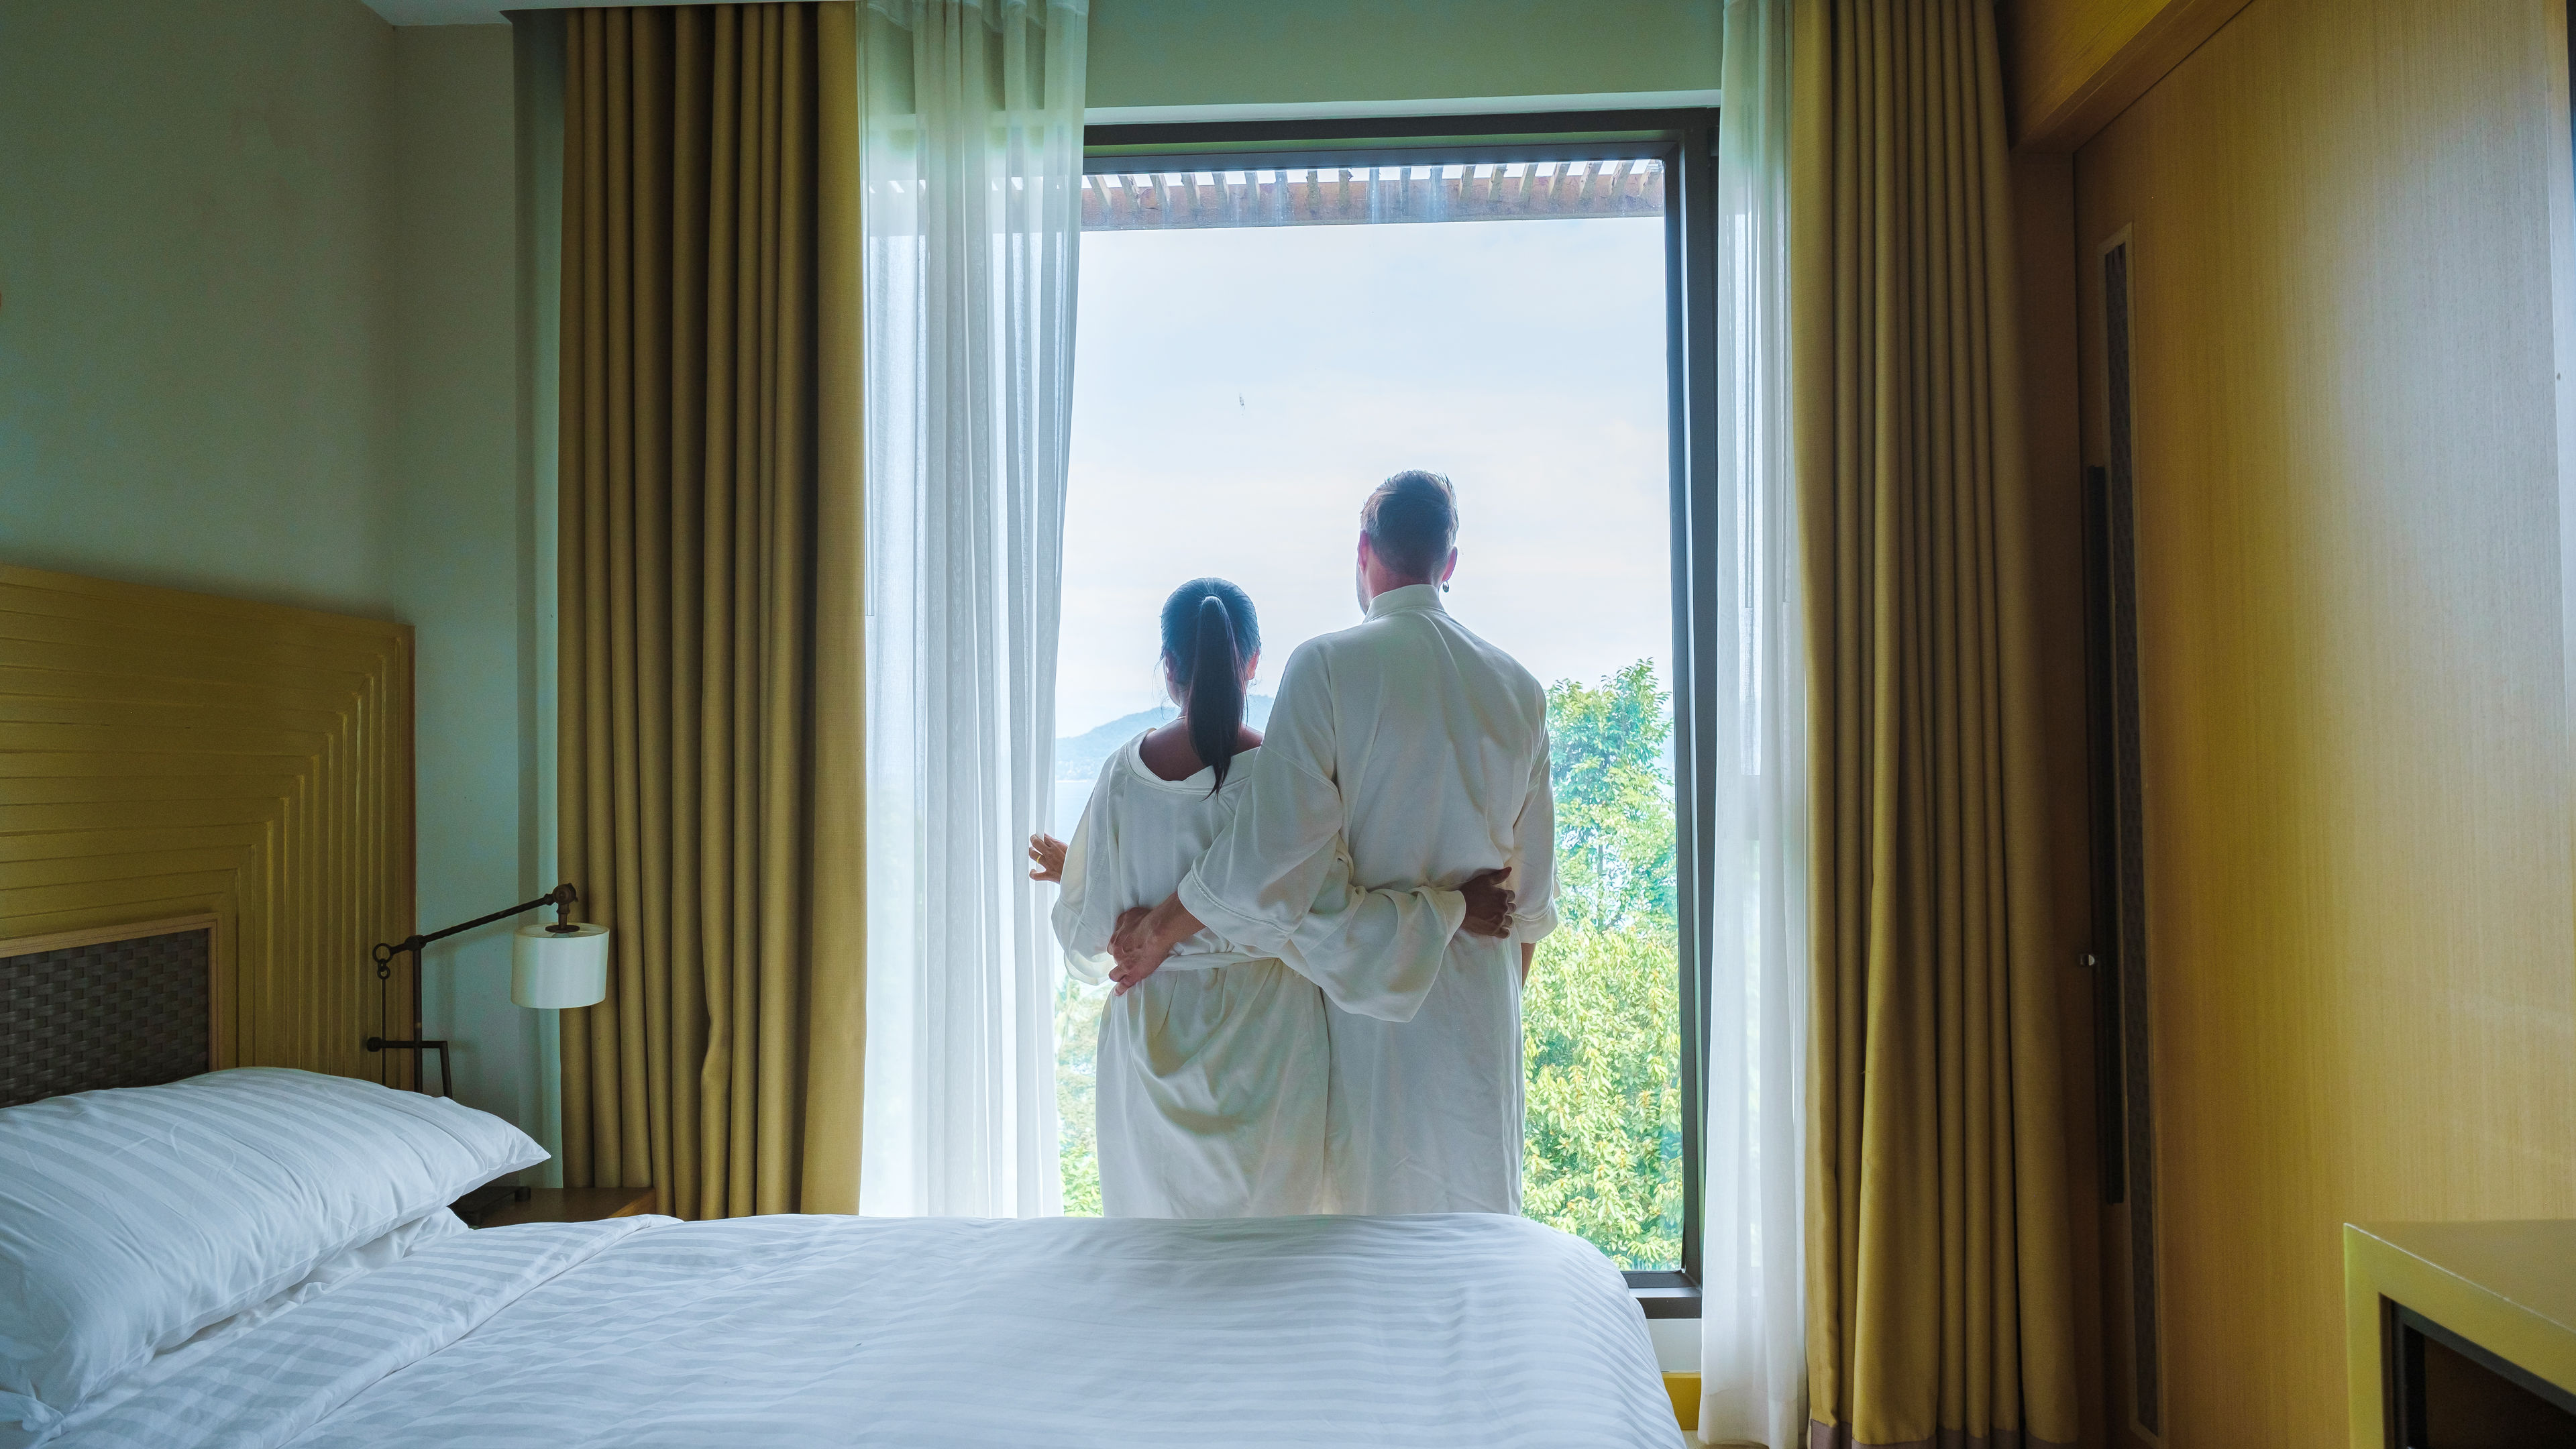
[1,924,1680,1448]
[53,1209,1673,1448]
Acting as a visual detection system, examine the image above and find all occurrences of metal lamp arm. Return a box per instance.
[366,883,583,1095]
[374,882,581,971]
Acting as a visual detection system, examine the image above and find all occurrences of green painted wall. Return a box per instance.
[1085,0,1722,111]
[0,1,547,1164]
[390,21,549,1157]
[0,0,400,610]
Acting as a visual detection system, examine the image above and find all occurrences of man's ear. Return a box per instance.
[1439,548,1459,584]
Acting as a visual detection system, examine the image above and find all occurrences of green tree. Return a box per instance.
[1056,974,1107,1216]
[1521,660,1682,1269]
[1545,659,1677,931]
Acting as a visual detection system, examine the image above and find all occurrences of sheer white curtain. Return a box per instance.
[858,0,1086,1218]
[1700,0,1807,1444]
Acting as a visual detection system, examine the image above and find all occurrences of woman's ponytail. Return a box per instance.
[1187,595,1245,794]
[1159,578,1261,796]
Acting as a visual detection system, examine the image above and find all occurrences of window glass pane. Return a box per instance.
[1057,179,1678,1268]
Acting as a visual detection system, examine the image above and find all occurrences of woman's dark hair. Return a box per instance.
[1160,578,1260,794]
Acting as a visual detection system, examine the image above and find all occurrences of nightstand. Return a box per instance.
[467,1185,658,1228]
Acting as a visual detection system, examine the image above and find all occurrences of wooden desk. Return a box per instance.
[473,1185,659,1228]
[2345,1221,2576,1446]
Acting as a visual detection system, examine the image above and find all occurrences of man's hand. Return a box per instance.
[1108,893,1203,995]
[1026,833,1067,883]
[1456,867,1516,939]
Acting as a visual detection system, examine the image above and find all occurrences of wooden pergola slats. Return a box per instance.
[1079,160,1666,232]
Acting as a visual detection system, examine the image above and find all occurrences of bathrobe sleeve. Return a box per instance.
[1050,757,1123,983]
[1273,843,1465,1023]
[1182,642,1467,1020]
[1507,727,1559,944]
[1177,643,1348,957]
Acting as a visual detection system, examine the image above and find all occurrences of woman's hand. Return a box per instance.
[1108,906,1157,991]
[1109,894,1201,994]
[1027,833,1068,883]
[1456,867,1516,939]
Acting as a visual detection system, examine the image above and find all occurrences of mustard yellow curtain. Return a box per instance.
[556,2,865,1219]
[1792,1,2080,1445]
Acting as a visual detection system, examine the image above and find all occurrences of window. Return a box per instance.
[1051,115,1719,1301]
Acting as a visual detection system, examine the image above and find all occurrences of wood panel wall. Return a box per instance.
[0,565,415,1083]
[2012,147,2112,1449]
[1998,0,2255,151]
[2065,2,2576,1443]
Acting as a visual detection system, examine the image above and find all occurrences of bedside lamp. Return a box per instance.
[511,920,610,1007]
[366,882,611,1096]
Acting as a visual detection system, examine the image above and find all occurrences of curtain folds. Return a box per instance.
[857,0,1086,1217]
[556,1,867,1220]
[1701,3,1809,1446]
[1790,2,2080,1447]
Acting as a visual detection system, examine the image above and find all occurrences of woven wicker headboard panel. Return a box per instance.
[0,916,217,1107]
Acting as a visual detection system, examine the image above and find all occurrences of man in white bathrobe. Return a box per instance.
[1110,470,1556,1215]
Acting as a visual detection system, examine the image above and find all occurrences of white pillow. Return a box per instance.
[36,1209,473,1446]
[0,1069,547,1444]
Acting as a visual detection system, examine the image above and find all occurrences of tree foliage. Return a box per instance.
[1521,661,1682,1268]
[1546,659,1678,930]
[1057,975,1107,1217]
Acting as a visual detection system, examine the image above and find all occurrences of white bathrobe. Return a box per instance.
[1052,733,1462,1218]
[1179,584,1558,1216]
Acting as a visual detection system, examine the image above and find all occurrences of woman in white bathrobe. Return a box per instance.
[1030,579,1511,1218]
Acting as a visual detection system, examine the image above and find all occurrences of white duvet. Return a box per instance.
[57,1212,1680,1448]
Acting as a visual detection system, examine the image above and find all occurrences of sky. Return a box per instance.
[1057,213,1674,765]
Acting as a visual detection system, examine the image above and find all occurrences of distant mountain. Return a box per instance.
[1057,695,1274,781]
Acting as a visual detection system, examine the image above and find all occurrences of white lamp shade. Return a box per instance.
[511,923,610,1008]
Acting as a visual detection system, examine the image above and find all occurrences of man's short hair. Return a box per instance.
[1361,470,1460,580]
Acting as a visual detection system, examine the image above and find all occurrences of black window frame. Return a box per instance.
[1079,108,1722,1319]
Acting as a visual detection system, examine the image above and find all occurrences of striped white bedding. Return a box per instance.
[59,1212,1680,1448]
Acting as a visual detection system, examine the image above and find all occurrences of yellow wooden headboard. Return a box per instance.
[0,564,415,1084]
